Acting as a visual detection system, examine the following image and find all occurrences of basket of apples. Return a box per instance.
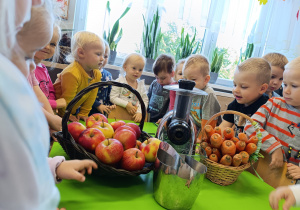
[54,81,159,176]
[199,111,262,186]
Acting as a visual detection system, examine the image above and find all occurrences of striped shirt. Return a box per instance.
[245,97,300,164]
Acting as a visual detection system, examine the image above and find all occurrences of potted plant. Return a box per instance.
[103,1,131,65]
[175,28,200,62]
[142,8,163,72]
[209,48,224,84]
[238,43,254,64]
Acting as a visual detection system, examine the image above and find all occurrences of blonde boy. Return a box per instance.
[220,58,270,132]
[183,54,220,131]
[245,57,300,173]
[263,53,288,98]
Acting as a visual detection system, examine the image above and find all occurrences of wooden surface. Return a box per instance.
[108,105,148,122]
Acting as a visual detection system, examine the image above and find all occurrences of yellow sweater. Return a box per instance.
[54,61,101,117]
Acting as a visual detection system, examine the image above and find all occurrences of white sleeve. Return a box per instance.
[289,185,300,207]
[110,78,129,108]
[137,80,149,114]
[48,156,65,184]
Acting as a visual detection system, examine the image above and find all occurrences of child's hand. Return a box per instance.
[110,104,116,110]
[69,115,79,122]
[56,98,67,109]
[78,115,89,122]
[126,102,137,115]
[56,159,98,182]
[286,163,300,180]
[269,186,296,210]
[156,118,162,124]
[97,104,111,115]
[49,114,62,131]
[270,148,284,169]
[133,113,142,123]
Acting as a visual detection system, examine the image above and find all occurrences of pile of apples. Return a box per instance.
[68,113,161,171]
[200,125,258,167]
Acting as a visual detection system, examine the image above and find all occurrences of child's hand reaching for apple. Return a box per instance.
[56,159,98,182]
[69,115,79,122]
[286,163,300,180]
[270,148,284,169]
[78,115,89,122]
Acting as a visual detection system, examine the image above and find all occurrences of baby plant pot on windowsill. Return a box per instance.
[108,50,117,65]
[145,58,155,72]
[209,72,218,84]
[209,48,224,84]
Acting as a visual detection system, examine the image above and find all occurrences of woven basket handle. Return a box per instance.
[62,81,147,140]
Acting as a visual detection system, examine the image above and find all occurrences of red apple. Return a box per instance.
[114,125,136,137]
[113,129,136,150]
[126,123,141,139]
[78,128,105,151]
[86,113,108,128]
[121,148,145,171]
[140,138,161,163]
[95,138,124,165]
[110,120,126,131]
[91,122,114,138]
[68,122,86,142]
[135,140,142,149]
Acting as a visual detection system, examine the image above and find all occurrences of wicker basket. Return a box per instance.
[54,81,154,176]
[200,110,262,186]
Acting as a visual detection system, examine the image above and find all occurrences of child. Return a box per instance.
[263,52,289,98]
[110,53,148,123]
[34,23,67,111]
[269,185,300,210]
[182,54,221,132]
[54,31,104,122]
[148,54,175,122]
[219,58,270,133]
[0,1,97,209]
[169,59,185,111]
[89,40,116,116]
[245,57,300,172]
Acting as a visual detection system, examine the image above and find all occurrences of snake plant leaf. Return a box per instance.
[106,1,111,14]
[192,41,200,54]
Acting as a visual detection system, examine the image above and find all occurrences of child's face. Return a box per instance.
[155,70,174,86]
[81,40,105,70]
[233,70,267,106]
[183,64,209,90]
[34,28,59,62]
[175,63,184,82]
[283,68,300,109]
[124,57,144,81]
[267,66,284,93]
[101,46,110,69]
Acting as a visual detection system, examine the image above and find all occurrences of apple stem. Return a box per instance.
[135,151,138,158]
[102,120,104,127]
[114,117,116,122]
[107,139,109,144]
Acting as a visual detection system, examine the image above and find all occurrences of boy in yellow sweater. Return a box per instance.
[54,31,104,122]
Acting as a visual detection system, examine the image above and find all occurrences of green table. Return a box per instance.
[50,120,298,210]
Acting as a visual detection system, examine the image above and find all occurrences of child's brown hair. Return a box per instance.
[153,54,175,75]
[183,54,209,76]
[263,53,288,70]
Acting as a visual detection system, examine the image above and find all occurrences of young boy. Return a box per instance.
[245,57,300,173]
[263,52,288,98]
[183,54,221,132]
[219,58,270,133]
[148,54,175,123]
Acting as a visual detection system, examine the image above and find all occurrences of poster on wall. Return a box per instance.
[55,0,70,20]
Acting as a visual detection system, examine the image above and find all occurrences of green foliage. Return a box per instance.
[103,1,131,51]
[158,22,179,56]
[175,28,201,61]
[142,8,163,59]
[239,43,254,64]
[210,48,225,73]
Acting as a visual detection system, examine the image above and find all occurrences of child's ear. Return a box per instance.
[204,75,210,85]
[77,48,85,59]
[259,83,268,94]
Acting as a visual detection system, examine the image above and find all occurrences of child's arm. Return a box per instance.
[77,87,99,120]
[110,85,130,108]
[33,85,54,114]
[201,93,221,129]
[287,163,300,180]
[269,185,300,210]
[137,81,149,114]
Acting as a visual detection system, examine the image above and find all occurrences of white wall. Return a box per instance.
[58,0,77,30]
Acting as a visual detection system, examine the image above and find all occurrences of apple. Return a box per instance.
[86,113,108,128]
[114,125,136,137]
[91,122,114,138]
[126,123,141,139]
[68,122,86,142]
[140,138,161,163]
[110,120,126,131]
[95,138,124,165]
[135,140,142,149]
[121,148,145,171]
[78,128,106,151]
[113,129,136,150]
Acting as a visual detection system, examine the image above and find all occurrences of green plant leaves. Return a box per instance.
[175,28,200,61]
[210,48,225,73]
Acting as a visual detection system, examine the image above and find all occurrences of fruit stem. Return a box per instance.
[107,139,109,144]
[102,120,104,127]
[135,151,138,158]
[114,117,116,122]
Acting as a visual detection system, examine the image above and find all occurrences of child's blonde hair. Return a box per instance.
[175,59,185,74]
[104,40,110,56]
[183,54,209,76]
[51,23,62,63]
[285,56,300,71]
[153,54,175,75]
[67,31,102,63]
[237,57,271,85]
[122,53,145,69]
[263,53,288,70]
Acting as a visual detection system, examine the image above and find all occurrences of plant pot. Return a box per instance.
[145,58,155,72]
[108,50,117,65]
[209,72,218,84]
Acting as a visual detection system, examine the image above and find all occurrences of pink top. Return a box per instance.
[27,69,39,88]
[35,64,57,109]
[169,82,177,111]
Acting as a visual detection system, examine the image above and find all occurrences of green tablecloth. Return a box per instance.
[50,120,299,210]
